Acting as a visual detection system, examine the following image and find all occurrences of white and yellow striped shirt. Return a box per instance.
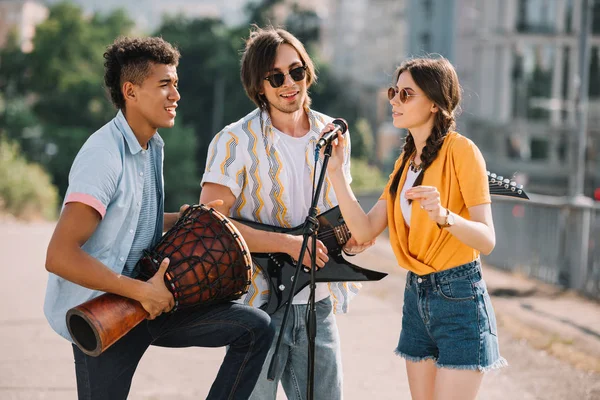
[201,108,360,313]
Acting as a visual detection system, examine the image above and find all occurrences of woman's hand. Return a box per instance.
[319,122,346,173]
[342,236,376,256]
[405,186,446,225]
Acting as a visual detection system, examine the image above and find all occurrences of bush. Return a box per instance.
[0,138,58,220]
[349,158,387,195]
[161,122,201,212]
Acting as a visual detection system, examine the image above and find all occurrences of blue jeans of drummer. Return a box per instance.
[72,302,274,400]
[249,296,343,400]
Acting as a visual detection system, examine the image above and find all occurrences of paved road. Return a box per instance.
[0,221,598,399]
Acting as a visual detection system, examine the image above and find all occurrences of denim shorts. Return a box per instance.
[395,259,508,372]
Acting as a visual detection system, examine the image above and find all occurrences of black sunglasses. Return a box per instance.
[387,87,420,103]
[264,65,307,88]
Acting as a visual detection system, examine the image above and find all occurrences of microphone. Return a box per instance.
[316,118,348,150]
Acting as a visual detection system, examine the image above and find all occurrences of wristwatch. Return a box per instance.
[437,208,455,229]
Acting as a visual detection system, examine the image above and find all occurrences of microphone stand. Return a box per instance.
[267,142,334,400]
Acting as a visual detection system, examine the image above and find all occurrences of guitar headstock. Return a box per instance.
[487,171,529,200]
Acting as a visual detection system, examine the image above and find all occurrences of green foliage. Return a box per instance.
[27,3,134,128]
[310,61,360,126]
[245,0,284,26]
[351,118,375,161]
[0,30,29,95]
[161,122,201,212]
[0,138,58,220]
[285,4,321,47]
[39,125,90,193]
[155,16,254,179]
[0,2,136,201]
[349,158,387,195]
[0,0,387,218]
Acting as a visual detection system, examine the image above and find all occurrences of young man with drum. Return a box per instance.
[44,36,274,400]
[200,26,373,399]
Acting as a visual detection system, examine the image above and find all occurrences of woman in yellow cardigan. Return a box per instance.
[325,57,507,400]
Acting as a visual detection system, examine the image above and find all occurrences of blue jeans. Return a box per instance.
[249,297,343,400]
[396,260,507,371]
[72,302,274,400]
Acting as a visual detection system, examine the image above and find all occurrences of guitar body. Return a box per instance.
[232,171,527,315]
[233,207,387,315]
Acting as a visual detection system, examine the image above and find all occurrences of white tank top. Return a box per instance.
[400,168,421,227]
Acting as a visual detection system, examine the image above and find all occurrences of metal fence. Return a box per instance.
[484,194,600,300]
[357,192,600,300]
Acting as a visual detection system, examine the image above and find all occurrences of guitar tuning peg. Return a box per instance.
[497,176,504,181]
[490,173,497,179]
[510,181,517,187]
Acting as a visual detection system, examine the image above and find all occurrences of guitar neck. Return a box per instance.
[488,171,529,200]
[232,206,351,250]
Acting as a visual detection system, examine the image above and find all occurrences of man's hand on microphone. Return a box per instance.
[320,122,346,173]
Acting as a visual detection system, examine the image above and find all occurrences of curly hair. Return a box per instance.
[103,36,180,110]
[240,25,316,113]
[388,57,462,200]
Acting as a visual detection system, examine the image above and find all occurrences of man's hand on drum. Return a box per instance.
[178,200,224,220]
[287,235,329,270]
[139,257,175,319]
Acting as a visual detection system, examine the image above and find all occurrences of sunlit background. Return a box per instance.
[0,1,599,398]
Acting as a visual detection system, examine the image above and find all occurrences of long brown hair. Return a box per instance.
[388,57,462,199]
[240,25,317,113]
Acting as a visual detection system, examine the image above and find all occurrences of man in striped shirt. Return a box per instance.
[200,26,373,399]
[44,36,274,400]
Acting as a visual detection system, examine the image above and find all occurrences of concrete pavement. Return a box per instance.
[1,220,599,399]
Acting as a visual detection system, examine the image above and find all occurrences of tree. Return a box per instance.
[310,61,360,131]
[245,0,284,26]
[155,16,254,180]
[27,3,134,129]
[351,118,375,161]
[10,2,135,198]
[161,122,201,212]
[285,4,321,47]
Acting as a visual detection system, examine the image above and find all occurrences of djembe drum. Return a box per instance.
[66,204,252,357]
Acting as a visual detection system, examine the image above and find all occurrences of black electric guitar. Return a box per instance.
[232,207,387,315]
[232,171,527,314]
[487,171,529,199]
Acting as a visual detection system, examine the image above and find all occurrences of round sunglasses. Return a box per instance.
[264,65,307,88]
[387,87,420,103]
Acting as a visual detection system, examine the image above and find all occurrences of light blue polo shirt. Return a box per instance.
[43,110,165,341]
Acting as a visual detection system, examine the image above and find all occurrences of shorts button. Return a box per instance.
[417,278,423,283]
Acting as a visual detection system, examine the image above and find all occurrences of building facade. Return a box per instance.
[403,0,600,196]
[0,0,48,53]
[319,0,408,162]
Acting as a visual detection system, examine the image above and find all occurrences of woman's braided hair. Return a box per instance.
[389,57,462,200]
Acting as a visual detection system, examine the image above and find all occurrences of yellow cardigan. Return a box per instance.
[380,132,491,275]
